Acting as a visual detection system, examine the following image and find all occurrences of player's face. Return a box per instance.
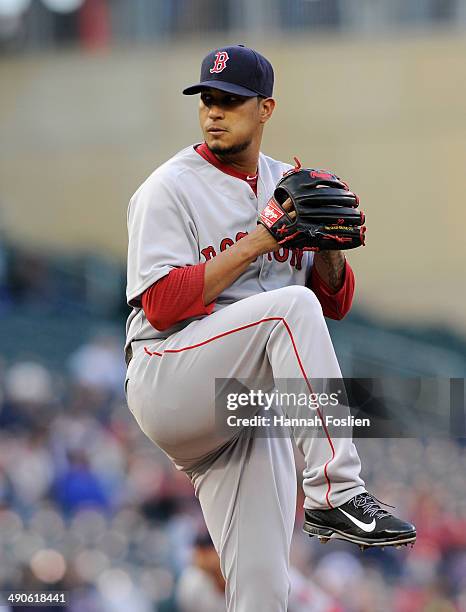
[199,88,265,156]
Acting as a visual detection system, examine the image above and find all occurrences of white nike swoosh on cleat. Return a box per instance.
[339,509,376,532]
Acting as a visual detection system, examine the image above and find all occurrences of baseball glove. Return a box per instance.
[259,159,366,251]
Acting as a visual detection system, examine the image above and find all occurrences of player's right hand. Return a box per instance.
[245,198,295,257]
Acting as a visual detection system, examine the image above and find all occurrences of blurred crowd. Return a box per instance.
[1,0,466,53]
[0,239,125,321]
[0,332,466,611]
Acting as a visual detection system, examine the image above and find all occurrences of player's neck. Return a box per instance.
[212,138,261,177]
[214,150,259,177]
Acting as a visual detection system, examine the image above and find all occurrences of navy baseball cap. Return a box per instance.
[182,45,274,98]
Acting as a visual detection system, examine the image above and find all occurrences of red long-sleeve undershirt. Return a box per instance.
[141,258,355,331]
[141,263,215,332]
[308,258,355,321]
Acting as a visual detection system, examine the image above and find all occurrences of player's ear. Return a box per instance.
[258,97,275,124]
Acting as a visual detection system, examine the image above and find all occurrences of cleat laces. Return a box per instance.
[350,493,394,520]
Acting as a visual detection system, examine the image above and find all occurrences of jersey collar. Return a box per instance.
[195,142,258,186]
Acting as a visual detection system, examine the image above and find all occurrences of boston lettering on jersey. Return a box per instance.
[201,231,305,270]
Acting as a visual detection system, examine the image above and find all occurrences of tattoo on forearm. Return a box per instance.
[319,252,345,291]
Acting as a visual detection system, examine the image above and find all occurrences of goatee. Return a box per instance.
[208,139,252,158]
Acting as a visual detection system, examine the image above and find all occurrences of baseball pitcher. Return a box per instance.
[124,45,416,612]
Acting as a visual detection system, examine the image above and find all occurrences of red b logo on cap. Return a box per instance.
[210,51,230,74]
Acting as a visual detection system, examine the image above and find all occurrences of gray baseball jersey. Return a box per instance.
[125,144,311,353]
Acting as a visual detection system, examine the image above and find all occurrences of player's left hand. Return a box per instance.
[259,168,366,251]
[282,197,296,219]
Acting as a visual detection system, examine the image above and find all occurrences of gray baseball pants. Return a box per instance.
[126,285,365,611]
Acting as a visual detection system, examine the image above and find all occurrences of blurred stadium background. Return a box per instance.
[1,1,466,610]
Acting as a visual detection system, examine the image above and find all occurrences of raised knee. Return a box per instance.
[279,285,323,317]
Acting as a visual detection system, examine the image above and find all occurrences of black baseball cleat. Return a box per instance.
[303,492,416,550]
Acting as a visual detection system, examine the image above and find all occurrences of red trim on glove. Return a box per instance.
[142,263,216,331]
[309,259,355,320]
